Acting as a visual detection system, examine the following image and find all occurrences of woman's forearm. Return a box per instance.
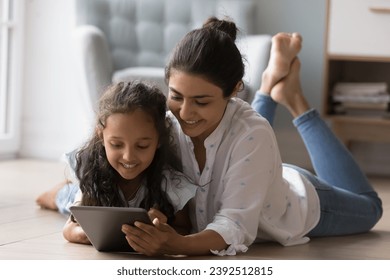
[173,229,227,255]
[123,221,227,256]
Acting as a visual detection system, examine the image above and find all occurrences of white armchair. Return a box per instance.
[73,0,271,118]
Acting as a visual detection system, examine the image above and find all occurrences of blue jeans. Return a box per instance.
[252,93,383,236]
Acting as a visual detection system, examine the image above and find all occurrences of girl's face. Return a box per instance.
[167,70,230,143]
[101,109,159,181]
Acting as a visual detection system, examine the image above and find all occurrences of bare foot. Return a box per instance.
[36,180,70,210]
[260,32,302,93]
[270,58,309,118]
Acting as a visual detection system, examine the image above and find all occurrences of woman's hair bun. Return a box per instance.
[202,16,238,42]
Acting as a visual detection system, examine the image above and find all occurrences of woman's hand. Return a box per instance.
[62,217,91,245]
[147,207,168,224]
[121,218,182,256]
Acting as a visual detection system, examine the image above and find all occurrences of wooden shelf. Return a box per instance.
[327,115,390,125]
[327,55,390,63]
[325,115,390,146]
[323,1,390,149]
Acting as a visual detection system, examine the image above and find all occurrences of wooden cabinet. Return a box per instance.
[323,0,390,146]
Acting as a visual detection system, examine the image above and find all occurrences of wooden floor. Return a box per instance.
[1,159,389,260]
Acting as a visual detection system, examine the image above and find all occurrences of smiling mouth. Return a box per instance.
[122,163,137,169]
[184,120,200,125]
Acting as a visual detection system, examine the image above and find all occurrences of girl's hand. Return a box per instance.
[63,217,91,245]
[121,218,182,256]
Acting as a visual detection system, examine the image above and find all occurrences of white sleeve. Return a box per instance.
[62,149,79,184]
[72,189,83,206]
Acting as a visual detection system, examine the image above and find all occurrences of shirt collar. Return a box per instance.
[203,99,235,148]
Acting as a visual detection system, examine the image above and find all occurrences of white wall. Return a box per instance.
[253,0,327,170]
[19,0,388,175]
[20,0,91,160]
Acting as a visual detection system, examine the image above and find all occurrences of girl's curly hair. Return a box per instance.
[75,81,182,223]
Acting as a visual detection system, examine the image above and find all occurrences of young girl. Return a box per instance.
[120,17,383,256]
[58,81,196,244]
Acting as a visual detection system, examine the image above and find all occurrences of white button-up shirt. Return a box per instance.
[168,98,320,255]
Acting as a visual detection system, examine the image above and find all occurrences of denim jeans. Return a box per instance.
[252,93,383,236]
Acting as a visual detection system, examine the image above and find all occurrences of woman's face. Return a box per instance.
[101,109,159,181]
[167,70,230,142]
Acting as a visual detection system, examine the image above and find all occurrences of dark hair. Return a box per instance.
[75,81,181,223]
[165,17,245,98]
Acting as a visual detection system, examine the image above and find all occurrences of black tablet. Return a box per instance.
[70,206,152,252]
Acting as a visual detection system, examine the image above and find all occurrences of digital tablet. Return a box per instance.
[70,206,152,252]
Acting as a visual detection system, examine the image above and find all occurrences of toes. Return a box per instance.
[291,32,302,41]
[290,33,303,50]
